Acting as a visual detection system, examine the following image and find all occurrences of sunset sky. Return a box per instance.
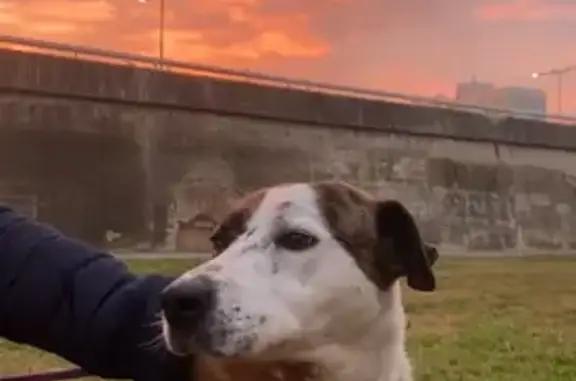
[1,0,575,113]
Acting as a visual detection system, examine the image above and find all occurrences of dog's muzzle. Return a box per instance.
[160,276,216,353]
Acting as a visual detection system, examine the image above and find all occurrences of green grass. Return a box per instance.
[407,256,576,381]
[2,256,576,380]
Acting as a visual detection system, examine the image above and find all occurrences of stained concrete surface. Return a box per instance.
[2,49,576,255]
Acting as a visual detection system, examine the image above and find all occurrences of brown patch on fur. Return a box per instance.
[210,188,268,255]
[313,181,408,290]
[193,356,322,381]
[313,181,398,289]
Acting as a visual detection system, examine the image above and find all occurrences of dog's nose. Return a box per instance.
[161,276,215,328]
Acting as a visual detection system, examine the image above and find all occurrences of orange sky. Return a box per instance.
[1,0,575,113]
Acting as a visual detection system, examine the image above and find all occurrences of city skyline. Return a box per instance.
[1,0,575,113]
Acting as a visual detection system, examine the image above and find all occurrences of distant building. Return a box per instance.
[455,80,547,115]
[492,86,547,115]
[455,81,495,108]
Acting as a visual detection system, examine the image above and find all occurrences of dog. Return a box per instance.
[160,181,439,381]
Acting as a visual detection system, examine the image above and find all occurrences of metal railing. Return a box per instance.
[1,34,575,126]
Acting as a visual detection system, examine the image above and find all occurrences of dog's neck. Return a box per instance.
[302,282,410,381]
[193,283,410,381]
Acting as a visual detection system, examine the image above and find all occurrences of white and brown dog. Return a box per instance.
[160,181,438,381]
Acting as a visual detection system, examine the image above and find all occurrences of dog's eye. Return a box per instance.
[274,230,318,251]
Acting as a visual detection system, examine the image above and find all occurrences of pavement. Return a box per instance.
[112,249,576,260]
[113,251,211,260]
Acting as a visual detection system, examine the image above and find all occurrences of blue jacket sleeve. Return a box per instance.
[0,206,190,381]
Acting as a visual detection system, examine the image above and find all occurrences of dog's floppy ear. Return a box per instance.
[209,209,247,255]
[374,200,437,292]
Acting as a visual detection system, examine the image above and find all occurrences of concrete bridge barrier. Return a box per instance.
[1,48,576,255]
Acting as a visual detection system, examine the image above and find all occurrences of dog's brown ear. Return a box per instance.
[209,209,247,255]
[374,200,437,292]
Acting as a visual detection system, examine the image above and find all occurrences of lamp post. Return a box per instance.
[138,0,165,67]
[531,65,576,113]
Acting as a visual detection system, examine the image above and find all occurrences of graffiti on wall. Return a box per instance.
[152,144,576,253]
[308,152,576,252]
[439,188,516,250]
[421,160,576,251]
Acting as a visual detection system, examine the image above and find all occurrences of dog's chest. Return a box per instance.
[193,356,322,381]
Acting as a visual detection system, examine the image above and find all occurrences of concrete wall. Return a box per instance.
[2,48,576,254]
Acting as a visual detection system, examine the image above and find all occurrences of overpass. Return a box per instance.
[2,39,576,255]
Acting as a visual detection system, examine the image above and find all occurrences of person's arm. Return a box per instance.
[0,206,190,381]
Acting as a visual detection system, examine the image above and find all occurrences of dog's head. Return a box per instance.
[161,181,438,360]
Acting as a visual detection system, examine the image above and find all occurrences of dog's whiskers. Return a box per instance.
[140,316,168,353]
[140,332,168,353]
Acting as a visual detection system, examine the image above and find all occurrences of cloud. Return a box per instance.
[1,0,575,112]
[475,0,576,21]
[1,0,467,63]
[0,0,114,35]
[0,0,328,62]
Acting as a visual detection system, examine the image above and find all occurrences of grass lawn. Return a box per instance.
[1,256,576,380]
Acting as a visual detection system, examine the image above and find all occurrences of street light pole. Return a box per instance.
[159,0,165,67]
[556,73,562,113]
[138,0,166,68]
[532,65,576,113]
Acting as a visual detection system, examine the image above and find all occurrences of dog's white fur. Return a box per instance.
[164,183,415,381]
